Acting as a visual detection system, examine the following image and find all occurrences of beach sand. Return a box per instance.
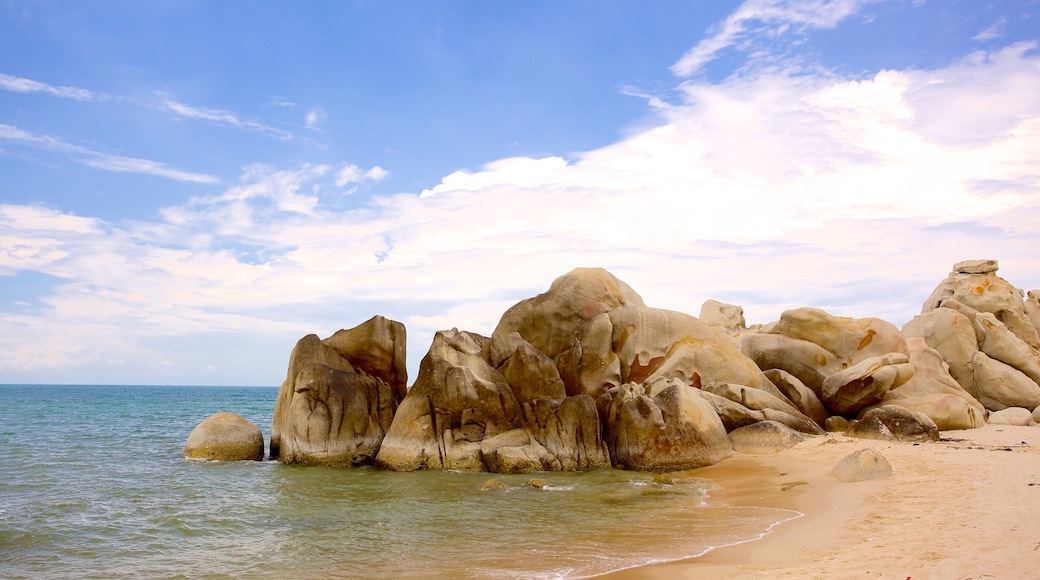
[603,424,1040,580]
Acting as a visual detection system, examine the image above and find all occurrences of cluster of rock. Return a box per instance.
[185,260,1040,471]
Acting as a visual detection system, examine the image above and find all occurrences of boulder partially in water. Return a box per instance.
[184,412,264,461]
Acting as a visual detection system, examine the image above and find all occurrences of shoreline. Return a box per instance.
[601,425,1040,580]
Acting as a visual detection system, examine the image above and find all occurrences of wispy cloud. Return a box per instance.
[160,99,295,140]
[973,17,1007,42]
[0,72,102,101]
[0,123,220,184]
[672,0,877,77]
[305,108,327,128]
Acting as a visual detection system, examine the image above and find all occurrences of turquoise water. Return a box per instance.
[0,385,798,579]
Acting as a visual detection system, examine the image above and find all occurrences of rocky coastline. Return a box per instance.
[186,259,1040,473]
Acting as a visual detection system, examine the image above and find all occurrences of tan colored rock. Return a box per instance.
[821,353,915,415]
[494,267,644,362]
[824,416,850,432]
[184,412,264,461]
[479,429,552,473]
[552,312,624,398]
[728,420,808,455]
[848,406,939,443]
[608,306,774,392]
[878,337,985,429]
[700,299,747,334]
[605,380,732,471]
[987,407,1035,426]
[829,449,892,483]
[922,260,1040,350]
[271,334,356,458]
[740,333,837,395]
[276,364,396,466]
[973,312,1040,386]
[972,351,1040,411]
[1034,405,1040,423]
[1025,290,1040,337]
[322,315,408,403]
[769,307,909,370]
[489,332,567,405]
[702,382,820,432]
[764,369,830,427]
[693,388,823,435]
[375,329,521,472]
[522,395,611,471]
[953,259,1000,275]
[902,307,979,394]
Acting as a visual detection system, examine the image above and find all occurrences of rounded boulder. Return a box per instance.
[185,412,264,461]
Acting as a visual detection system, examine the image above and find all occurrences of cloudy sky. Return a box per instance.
[2,0,1039,386]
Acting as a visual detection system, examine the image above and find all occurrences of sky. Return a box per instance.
[2,0,1039,386]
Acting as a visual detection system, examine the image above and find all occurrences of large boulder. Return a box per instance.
[728,420,807,454]
[921,259,1040,350]
[699,299,747,334]
[1025,290,1040,337]
[605,380,732,471]
[848,406,939,443]
[821,353,915,415]
[184,412,264,461]
[902,307,979,394]
[375,328,610,473]
[987,407,1035,426]
[608,306,775,392]
[877,337,985,430]
[971,351,1040,410]
[375,329,522,472]
[742,308,908,399]
[275,364,397,466]
[829,449,893,483]
[271,333,357,458]
[322,315,408,403]
[702,382,822,433]
[764,369,830,427]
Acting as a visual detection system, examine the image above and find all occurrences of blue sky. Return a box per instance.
[2,0,1039,386]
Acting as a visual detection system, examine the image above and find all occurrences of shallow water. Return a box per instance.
[0,385,798,579]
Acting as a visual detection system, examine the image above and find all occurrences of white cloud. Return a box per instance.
[973,17,1007,42]
[335,163,389,187]
[2,18,1040,384]
[0,72,100,101]
[0,123,221,184]
[161,99,295,140]
[305,108,327,128]
[672,0,877,77]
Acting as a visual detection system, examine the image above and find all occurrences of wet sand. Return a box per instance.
[602,424,1040,580]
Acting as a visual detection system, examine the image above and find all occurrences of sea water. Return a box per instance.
[0,385,799,579]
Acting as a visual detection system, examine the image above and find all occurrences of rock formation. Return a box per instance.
[271,315,405,465]
[184,412,264,461]
[247,259,1039,475]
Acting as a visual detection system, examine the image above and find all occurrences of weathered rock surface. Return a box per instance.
[375,328,610,472]
[700,299,747,334]
[702,382,821,434]
[848,406,939,443]
[271,317,406,463]
[902,307,979,394]
[987,407,1035,426]
[821,353,915,415]
[971,351,1040,411]
[605,380,732,471]
[829,449,893,483]
[276,364,396,466]
[764,369,830,427]
[728,420,807,454]
[742,308,908,402]
[922,259,1040,350]
[878,337,985,430]
[184,412,264,461]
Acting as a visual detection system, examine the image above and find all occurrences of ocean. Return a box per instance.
[0,385,799,579]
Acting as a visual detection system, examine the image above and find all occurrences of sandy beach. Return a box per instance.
[604,424,1040,580]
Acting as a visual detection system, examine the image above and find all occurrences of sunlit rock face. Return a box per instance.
[374,328,610,473]
[184,412,264,461]
[270,315,406,464]
[905,260,1040,412]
